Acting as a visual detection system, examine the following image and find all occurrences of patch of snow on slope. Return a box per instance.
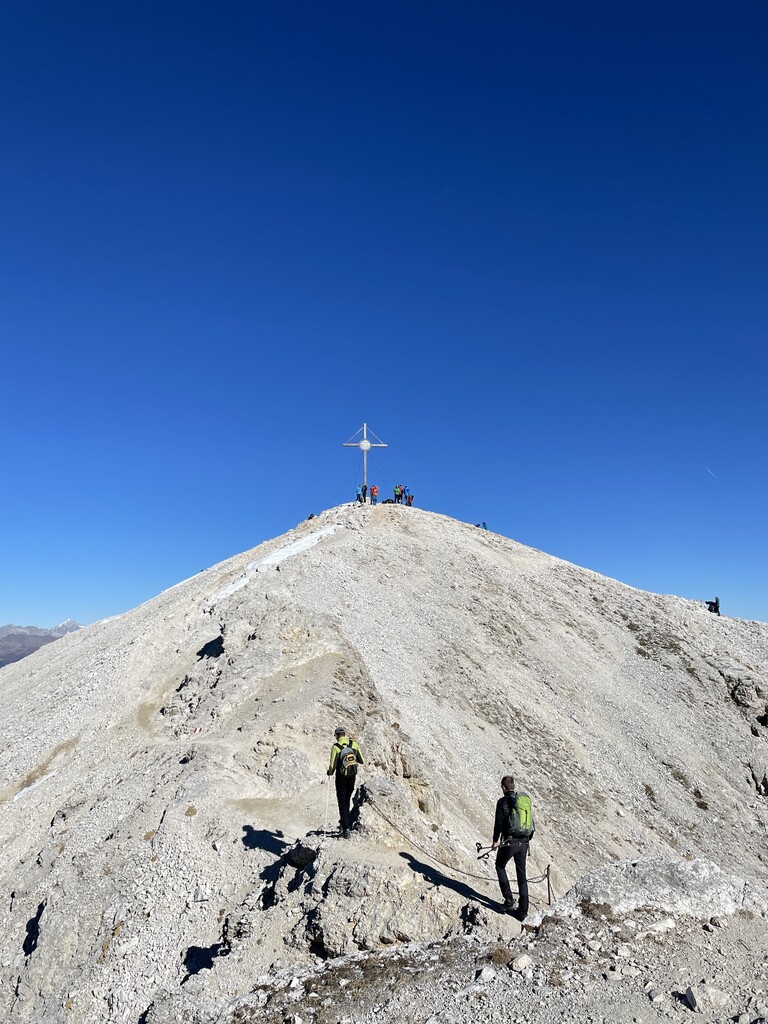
[208,525,341,604]
[13,770,58,802]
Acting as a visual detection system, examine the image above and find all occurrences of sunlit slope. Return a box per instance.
[1,503,766,1023]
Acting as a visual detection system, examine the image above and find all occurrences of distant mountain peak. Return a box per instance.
[52,619,82,634]
[0,619,82,668]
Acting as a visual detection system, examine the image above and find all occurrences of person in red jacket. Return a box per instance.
[370,484,379,505]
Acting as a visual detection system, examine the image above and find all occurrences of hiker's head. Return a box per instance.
[334,727,345,738]
[501,775,515,792]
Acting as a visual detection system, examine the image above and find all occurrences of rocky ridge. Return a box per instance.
[0,503,766,1023]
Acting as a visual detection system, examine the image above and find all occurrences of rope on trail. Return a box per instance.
[368,455,400,497]
[322,778,330,843]
[331,450,364,509]
[366,794,555,907]
[335,445,397,508]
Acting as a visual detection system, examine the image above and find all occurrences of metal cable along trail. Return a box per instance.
[364,793,556,909]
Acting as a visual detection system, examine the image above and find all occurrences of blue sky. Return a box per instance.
[1,1,766,626]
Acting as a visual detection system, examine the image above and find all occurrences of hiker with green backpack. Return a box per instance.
[327,727,364,837]
[491,775,535,920]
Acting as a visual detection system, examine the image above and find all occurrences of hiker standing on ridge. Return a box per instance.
[361,483,368,503]
[370,484,379,505]
[491,775,535,919]
[355,485,363,504]
[705,596,720,616]
[327,727,364,837]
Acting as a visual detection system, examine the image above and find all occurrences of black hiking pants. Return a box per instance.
[496,839,529,916]
[335,773,356,831]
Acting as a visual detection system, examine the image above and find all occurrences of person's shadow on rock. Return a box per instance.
[399,852,497,911]
[241,825,289,856]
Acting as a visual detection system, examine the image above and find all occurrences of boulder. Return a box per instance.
[532,857,768,924]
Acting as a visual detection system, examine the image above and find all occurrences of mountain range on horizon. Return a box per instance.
[0,620,81,669]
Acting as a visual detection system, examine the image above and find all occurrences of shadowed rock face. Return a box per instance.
[0,505,766,1024]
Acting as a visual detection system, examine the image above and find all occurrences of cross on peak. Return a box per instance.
[342,422,387,489]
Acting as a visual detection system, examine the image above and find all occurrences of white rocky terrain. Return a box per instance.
[1,503,767,1024]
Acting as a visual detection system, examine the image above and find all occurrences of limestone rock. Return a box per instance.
[535,857,768,925]
[700,985,731,1010]
[686,985,703,1012]
[286,841,318,869]
[512,953,533,972]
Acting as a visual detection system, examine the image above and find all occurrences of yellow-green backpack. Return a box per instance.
[504,791,534,840]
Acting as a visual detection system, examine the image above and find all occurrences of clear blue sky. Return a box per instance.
[2,1,766,626]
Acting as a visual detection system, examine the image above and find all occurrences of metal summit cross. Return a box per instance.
[342,423,387,490]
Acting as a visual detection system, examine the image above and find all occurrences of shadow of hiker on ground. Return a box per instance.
[181,941,227,985]
[399,852,498,911]
[241,826,302,899]
[241,826,290,855]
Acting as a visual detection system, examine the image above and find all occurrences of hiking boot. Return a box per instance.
[342,829,351,839]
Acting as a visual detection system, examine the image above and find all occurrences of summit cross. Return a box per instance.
[342,422,387,490]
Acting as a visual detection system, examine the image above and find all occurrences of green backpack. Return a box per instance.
[504,791,534,840]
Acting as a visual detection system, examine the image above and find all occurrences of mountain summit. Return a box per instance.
[2,504,766,1024]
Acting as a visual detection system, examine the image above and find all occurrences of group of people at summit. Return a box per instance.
[355,483,414,506]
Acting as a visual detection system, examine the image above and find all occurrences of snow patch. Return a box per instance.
[13,769,58,802]
[208,525,341,604]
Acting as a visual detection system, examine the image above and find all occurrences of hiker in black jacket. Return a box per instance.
[491,775,534,920]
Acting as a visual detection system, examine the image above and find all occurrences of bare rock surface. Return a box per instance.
[0,503,766,1023]
[530,855,768,923]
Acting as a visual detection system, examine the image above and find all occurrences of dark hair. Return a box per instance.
[501,775,515,791]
